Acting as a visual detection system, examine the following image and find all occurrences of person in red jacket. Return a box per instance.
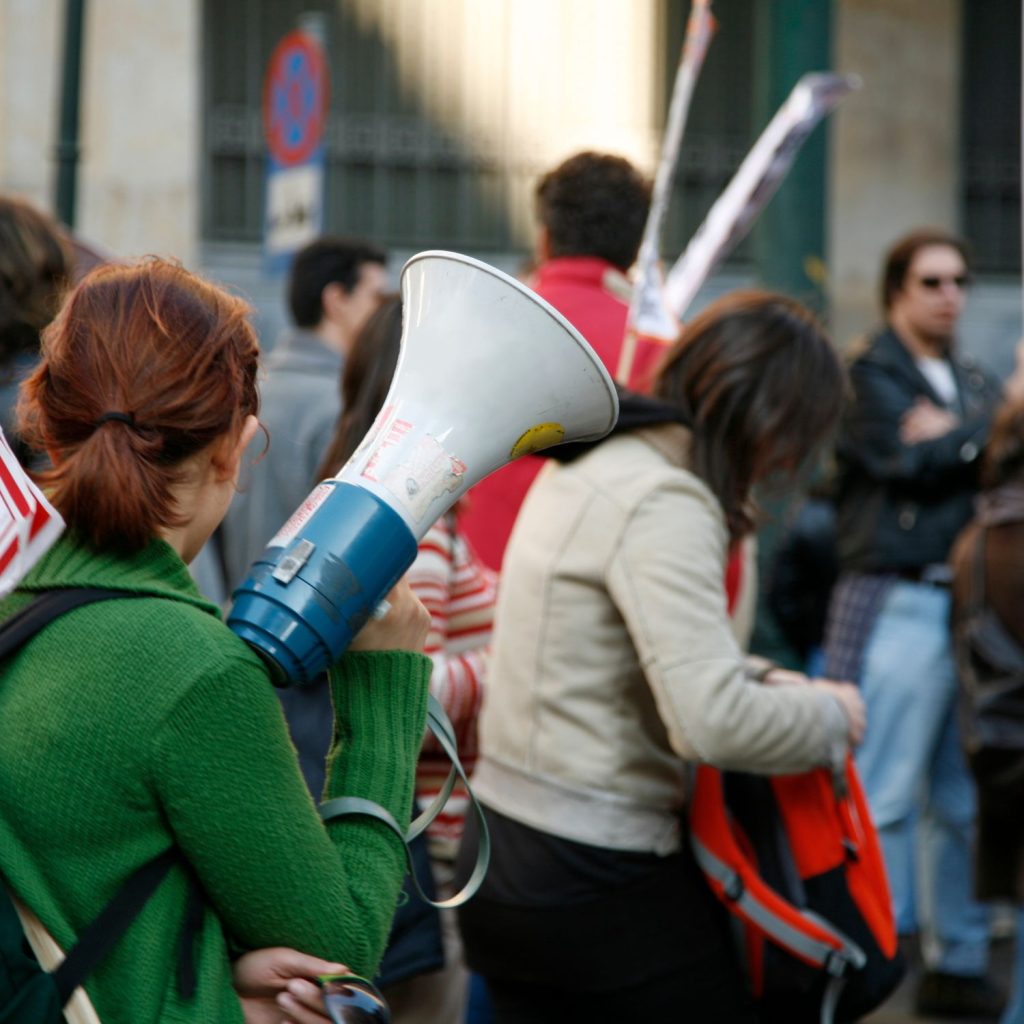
[460,151,653,570]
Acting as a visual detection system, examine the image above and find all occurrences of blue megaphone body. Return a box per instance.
[227,482,417,685]
[227,250,618,686]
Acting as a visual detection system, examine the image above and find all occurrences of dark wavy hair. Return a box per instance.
[653,290,846,542]
[880,228,970,311]
[535,151,651,271]
[981,398,1024,491]
[317,294,403,481]
[0,195,73,362]
[288,236,387,328]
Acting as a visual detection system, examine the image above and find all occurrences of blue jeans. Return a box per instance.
[856,580,990,976]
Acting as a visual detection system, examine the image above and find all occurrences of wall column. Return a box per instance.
[751,0,833,314]
[829,0,961,347]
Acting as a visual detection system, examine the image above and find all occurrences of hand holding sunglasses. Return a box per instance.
[319,973,391,1023]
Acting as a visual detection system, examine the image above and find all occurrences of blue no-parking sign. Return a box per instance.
[262,29,330,272]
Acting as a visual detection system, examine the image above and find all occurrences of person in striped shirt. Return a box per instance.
[408,511,496,860]
[317,294,497,1024]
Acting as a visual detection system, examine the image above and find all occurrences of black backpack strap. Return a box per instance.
[176,864,206,999]
[0,588,137,662]
[51,850,177,1003]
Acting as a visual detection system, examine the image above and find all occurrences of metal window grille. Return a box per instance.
[659,0,756,262]
[201,0,756,261]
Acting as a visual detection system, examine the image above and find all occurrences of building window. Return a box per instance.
[659,0,756,263]
[961,0,1021,275]
[203,0,525,251]
[202,0,756,261]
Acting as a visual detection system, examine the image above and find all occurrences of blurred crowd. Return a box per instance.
[1,142,1023,1024]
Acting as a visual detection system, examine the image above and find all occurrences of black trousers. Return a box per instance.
[457,818,757,1023]
[484,965,755,1024]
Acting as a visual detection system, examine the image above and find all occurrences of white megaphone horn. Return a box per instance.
[228,251,619,685]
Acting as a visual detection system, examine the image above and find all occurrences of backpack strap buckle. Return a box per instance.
[722,871,744,902]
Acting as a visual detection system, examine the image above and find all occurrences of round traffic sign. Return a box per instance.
[262,30,328,167]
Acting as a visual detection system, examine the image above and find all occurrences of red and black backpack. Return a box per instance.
[689,758,905,1023]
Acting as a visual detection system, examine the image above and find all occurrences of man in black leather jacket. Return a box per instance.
[825,228,1004,1018]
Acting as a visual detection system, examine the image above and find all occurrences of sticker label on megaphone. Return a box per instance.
[360,414,467,521]
[268,482,333,549]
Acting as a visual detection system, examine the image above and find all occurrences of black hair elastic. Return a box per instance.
[94,411,136,428]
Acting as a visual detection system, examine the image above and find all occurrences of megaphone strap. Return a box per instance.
[406,701,458,841]
[319,694,490,909]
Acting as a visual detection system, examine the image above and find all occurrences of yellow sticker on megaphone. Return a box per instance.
[511,423,566,459]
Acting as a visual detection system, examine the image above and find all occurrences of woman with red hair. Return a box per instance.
[0,259,431,1022]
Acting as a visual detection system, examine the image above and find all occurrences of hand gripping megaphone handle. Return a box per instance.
[227,481,418,686]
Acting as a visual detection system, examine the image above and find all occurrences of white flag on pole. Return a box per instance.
[618,0,716,385]
[664,72,861,321]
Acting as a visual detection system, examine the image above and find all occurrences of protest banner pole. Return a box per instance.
[663,72,860,322]
[55,0,87,228]
[616,0,716,385]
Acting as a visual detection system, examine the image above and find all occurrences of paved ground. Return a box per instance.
[864,938,1014,1023]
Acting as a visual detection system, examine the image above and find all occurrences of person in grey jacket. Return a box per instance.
[457,291,864,1023]
[219,236,387,593]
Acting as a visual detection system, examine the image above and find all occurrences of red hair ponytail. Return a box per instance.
[18,259,260,553]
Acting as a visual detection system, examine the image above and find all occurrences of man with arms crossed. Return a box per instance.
[826,229,1003,1018]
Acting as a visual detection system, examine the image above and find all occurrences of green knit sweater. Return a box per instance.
[0,534,432,1022]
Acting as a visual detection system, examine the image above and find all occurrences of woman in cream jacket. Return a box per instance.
[457,291,864,1023]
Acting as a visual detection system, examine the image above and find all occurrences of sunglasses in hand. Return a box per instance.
[319,973,391,1023]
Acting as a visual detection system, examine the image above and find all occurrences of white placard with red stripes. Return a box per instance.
[0,429,64,597]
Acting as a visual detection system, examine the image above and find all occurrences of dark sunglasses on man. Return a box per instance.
[916,273,971,291]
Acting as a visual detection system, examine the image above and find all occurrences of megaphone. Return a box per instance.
[228,250,618,685]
